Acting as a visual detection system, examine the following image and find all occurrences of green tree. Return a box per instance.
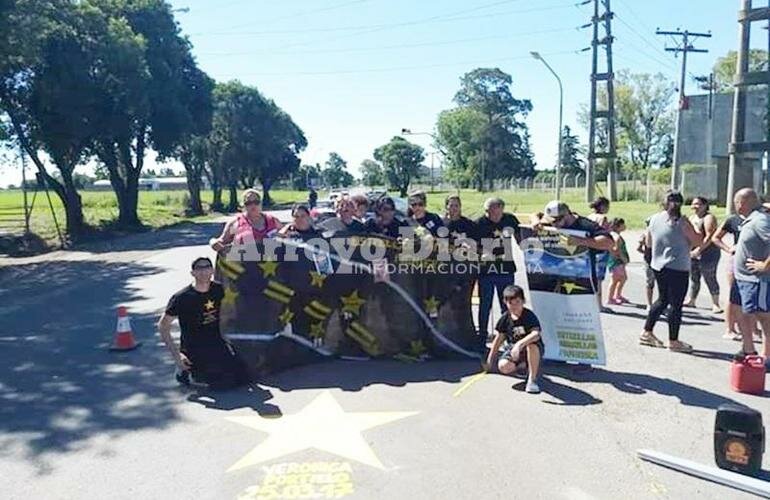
[373,136,425,197]
[438,67,535,190]
[87,0,213,227]
[359,159,384,187]
[0,0,93,236]
[713,50,769,92]
[174,134,209,215]
[560,126,584,176]
[292,163,321,190]
[436,107,486,188]
[321,152,354,188]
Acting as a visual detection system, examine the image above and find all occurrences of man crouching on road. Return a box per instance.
[158,257,249,390]
[486,285,544,394]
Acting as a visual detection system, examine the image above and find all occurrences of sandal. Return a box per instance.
[639,332,664,348]
[669,341,693,353]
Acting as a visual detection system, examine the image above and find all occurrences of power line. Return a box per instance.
[214,48,584,77]
[206,0,374,32]
[198,25,580,57]
[189,1,576,36]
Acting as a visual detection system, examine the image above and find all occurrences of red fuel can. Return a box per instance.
[730,355,766,395]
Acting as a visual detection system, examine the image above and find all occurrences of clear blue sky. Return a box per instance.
[1,0,766,186]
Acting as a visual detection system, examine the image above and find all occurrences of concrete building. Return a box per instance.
[677,89,767,203]
[91,176,206,191]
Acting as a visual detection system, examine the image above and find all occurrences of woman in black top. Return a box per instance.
[408,191,444,236]
[279,204,321,240]
[444,195,477,241]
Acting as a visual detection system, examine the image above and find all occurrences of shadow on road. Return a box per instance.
[70,221,223,254]
[263,359,479,393]
[553,365,744,410]
[607,308,712,326]
[187,386,281,416]
[0,259,187,474]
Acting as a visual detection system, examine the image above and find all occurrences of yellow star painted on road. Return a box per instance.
[310,322,325,339]
[204,299,216,311]
[279,308,294,325]
[309,271,326,288]
[340,290,366,316]
[226,391,417,471]
[222,286,239,307]
[258,260,279,278]
[561,281,587,294]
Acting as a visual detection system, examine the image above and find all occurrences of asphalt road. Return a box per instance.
[1,220,769,500]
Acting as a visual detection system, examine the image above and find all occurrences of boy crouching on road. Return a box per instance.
[486,285,544,394]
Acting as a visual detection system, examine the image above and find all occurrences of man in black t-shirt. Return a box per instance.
[486,285,543,394]
[474,197,521,350]
[365,196,408,239]
[158,257,248,390]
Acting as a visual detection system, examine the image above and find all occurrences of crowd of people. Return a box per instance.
[157,186,770,394]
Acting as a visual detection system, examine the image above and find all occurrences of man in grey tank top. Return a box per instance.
[731,188,770,362]
[641,191,702,353]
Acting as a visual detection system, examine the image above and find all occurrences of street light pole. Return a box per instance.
[531,52,564,200]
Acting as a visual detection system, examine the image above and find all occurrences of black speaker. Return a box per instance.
[714,403,765,476]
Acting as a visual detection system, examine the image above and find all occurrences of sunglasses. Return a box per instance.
[192,264,213,271]
[410,202,425,207]
[244,200,261,207]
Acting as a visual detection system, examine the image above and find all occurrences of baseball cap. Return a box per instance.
[543,200,570,222]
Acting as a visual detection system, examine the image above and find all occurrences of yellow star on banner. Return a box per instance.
[559,234,578,255]
[413,226,427,238]
[340,290,366,316]
[408,340,427,357]
[309,271,326,288]
[493,229,503,238]
[310,322,325,339]
[423,296,440,316]
[222,286,239,307]
[258,260,279,278]
[279,308,294,325]
[561,282,587,294]
[204,299,216,311]
[226,391,417,471]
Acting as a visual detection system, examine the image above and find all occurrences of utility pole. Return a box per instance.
[656,28,711,189]
[582,0,618,202]
[727,0,770,212]
[19,143,30,235]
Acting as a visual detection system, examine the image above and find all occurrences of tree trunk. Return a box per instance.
[184,165,204,216]
[187,176,203,215]
[118,177,141,227]
[212,185,223,211]
[59,170,85,236]
[227,184,238,212]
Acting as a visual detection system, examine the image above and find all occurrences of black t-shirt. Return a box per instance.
[165,283,225,352]
[564,215,608,238]
[413,212,444,236]
[475,213,521,274]
[495,308,542,345]
[445,216,477,241]
[365,217,408,239]
[319,217,367,235]
[723,214,743,242]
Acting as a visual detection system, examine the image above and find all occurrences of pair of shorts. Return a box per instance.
[735,280,770,314]
[645,264,655,289]
[610,264,626,280]
[501,341,544,366]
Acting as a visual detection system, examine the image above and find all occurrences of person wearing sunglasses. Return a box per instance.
[641,190,702,353]
[365,196,407,239]
[210,189,282,252]
[319,196,367,235]
[279,204,321,241]
[407,191,444,236]
[158,257,249,390]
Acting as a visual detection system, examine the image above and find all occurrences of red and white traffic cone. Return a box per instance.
[109,306,141,351]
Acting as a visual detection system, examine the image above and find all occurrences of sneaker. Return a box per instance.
[175,369,191,386]
[525,378,541,394]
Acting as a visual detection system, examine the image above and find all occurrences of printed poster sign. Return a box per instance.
[520,226,607,365]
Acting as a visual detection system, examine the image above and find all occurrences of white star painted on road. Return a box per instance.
[226,391,418,471]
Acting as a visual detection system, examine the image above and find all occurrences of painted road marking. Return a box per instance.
[226,391,417,471]
[452,370,488,398]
